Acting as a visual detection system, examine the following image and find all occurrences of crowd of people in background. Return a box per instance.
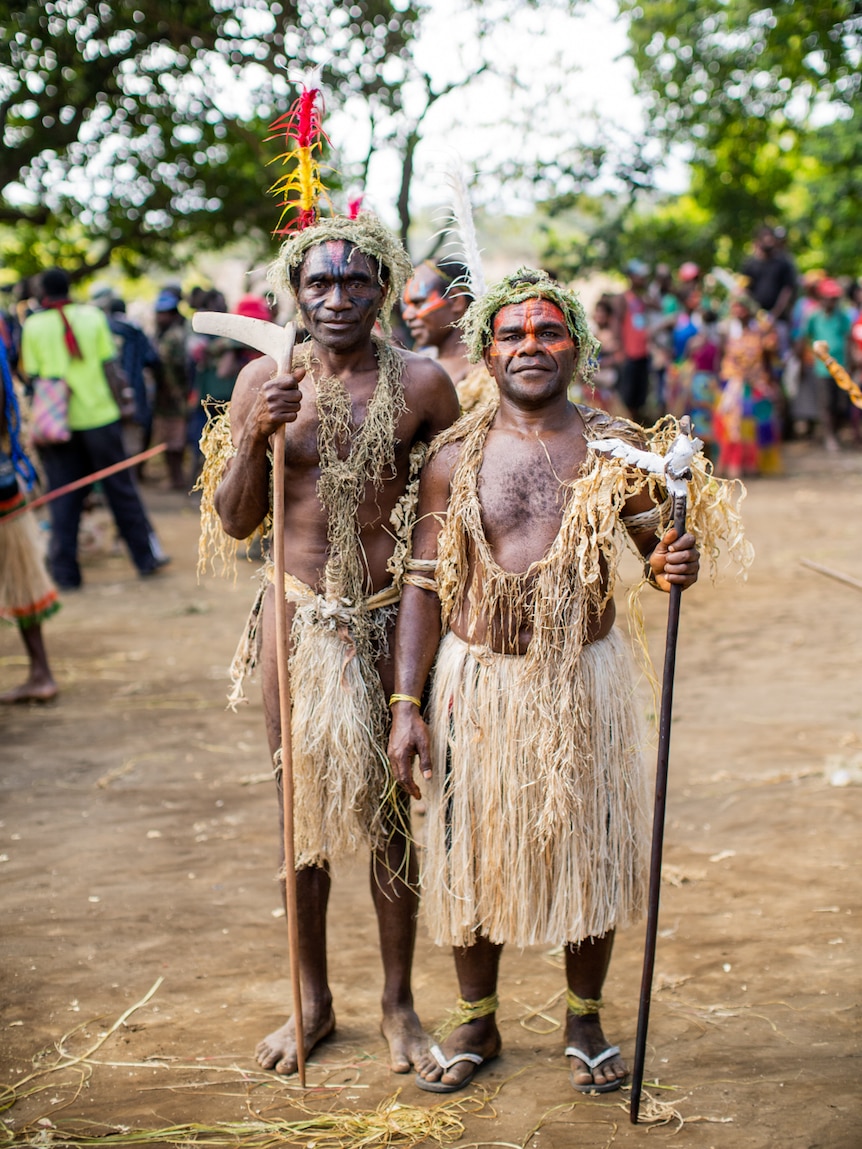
[581,225,862,477]
[1,221,860,538]
[0,275,276,495]
[0,227,859,708]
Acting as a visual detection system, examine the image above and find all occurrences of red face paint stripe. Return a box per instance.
[403,288,449,320]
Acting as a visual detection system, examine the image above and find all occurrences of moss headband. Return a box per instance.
[459,267,600,382]
[267,212,413,334]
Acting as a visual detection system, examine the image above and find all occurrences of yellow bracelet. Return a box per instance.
[389,693,422,708]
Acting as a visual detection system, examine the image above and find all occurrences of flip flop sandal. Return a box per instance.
[415,1043,489,1093]
[565,1044,626,1093]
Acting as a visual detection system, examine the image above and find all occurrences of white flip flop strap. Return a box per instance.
[564,1045,620,1071]
[430,1043,485,1070]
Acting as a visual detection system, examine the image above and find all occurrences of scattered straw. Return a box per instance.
[522,1101,618,1148]
[618,1086,733,1134]
[515,988,565,1034]
[2,984,498,1149]
[660,864,706,887]
[655,972,693,993]
[6,1088,493,1148]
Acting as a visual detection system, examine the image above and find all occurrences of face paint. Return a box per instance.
[401,266,461,349]
[485,299,577,400]
[489,300,574,357]
[522,300,575,354]
[402,283,448,320]
[297,241,384,348]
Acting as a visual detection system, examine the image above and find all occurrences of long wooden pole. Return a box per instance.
[630,490,688,1123]
[3,443,167,524]
[271,325,305,1086]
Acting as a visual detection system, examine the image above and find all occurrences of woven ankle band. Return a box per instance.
[436,992,499,1039]
[566,989,603,1016]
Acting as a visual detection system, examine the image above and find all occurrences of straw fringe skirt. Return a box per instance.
[0,500,60,628]
[423,629,650,948]
[286,602,395,870]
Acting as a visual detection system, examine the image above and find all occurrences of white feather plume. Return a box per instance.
[440,161,486,298]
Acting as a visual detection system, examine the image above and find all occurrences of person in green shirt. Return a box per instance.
[20,268,168,589]
[799,278,852,452]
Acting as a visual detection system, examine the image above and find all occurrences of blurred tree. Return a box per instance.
[0,0,591,280]
[781,107,862,277]
[619,0,861,261]
[0,0,421,278]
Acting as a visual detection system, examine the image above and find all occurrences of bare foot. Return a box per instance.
[255,1006,335,1075]
[566,1013,627,1092]
[0,680,59,705]
[381,1003,428,1073]
[414,1017,500,1091]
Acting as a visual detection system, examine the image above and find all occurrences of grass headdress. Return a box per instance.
[264,75,411,334]
[460,267,600,383]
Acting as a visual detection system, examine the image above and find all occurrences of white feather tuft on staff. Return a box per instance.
[439,161,486,298]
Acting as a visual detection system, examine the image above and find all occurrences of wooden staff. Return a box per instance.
[630,486,688,1123]
[812,340,862,409]
[3,443,167,524]
[191,312,305,1082]
[270,326,306,1087]
[588,417,700,1122]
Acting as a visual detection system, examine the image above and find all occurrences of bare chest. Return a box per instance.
[476,430,587,568]
[280,380,419,518]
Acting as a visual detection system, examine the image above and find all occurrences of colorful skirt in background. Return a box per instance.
[0,485,61,629]
[665,362,719,451]
[714,377,782,477]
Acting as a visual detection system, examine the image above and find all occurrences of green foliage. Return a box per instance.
[779,109,862,277]
[0,1,419,278]
[611,0,862,270]
[620,0,860,139]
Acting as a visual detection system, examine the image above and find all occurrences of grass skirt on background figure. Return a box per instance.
[0,491,60,628]
[422,629,650,949]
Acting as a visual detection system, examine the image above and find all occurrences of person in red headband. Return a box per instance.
[798,277,853,451]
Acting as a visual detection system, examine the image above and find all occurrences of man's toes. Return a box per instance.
[255,1042,278,1070]
[440,1061,476,1089]
[569,1058,593,1086]
[604,1055,628,1082]
[593,1055,627,1086]
[274,1054,298,1076]
[416,1055,445,1084]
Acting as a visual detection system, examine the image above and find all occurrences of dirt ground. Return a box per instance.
[1,441,860,1148]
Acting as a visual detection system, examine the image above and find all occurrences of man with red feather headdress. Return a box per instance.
[203,79,460,1075]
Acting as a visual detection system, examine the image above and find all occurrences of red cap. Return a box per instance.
[679,262,700,282]
[234,294,271,321]
[817,278,842,299]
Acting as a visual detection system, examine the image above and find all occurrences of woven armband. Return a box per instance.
[622,495,672,535]
[403,557,438,592]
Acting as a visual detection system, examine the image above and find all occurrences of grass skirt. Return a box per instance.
[249,573,399,871]
[422,629,650,948]
[0,495,60,628]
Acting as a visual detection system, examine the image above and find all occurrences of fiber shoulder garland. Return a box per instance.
[431,401,752,660]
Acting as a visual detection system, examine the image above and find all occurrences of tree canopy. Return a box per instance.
[0,0,590,281]
[0,0,420,277]
[618,0,862,267]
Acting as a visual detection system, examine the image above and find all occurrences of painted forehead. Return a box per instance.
[301,240,378,280]
[404,264,449,298]
[492,298,569,332]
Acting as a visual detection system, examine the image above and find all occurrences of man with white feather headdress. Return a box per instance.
[400,167,496,412]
